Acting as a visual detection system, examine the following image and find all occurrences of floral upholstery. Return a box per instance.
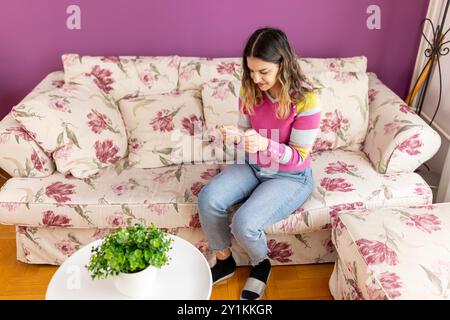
[0,150,431,232]
[0,113,55,177]
[63,54,180,100]
[0,55,441,267]
[11,83,128,178]
[364,72,441,173]
[118,90,216,168]
[329,203,450,299]
[306,71,369,151]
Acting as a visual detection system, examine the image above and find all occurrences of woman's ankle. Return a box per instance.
[216,248,231,260]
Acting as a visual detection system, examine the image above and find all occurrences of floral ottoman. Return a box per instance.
[329,203,450,300]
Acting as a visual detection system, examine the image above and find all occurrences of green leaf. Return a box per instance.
[57,131,64,146]
[65,126,81,149]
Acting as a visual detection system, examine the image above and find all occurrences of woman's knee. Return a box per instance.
[230,214,260,242]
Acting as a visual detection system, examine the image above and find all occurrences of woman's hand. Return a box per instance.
[242,129,269,153]
[217,125,242,144]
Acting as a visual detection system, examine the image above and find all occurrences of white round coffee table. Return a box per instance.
[46,234,212,300]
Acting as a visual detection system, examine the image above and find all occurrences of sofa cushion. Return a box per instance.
[62,54,180,100]
[178,57,243,91]
[0,150,431,231]
[11,83,128,178]
[307,71,369,152]
[0,113,55,177]
[118,91,216,168]
[299,56,367,73]
[178,56,367,91]
[330,203,450,299]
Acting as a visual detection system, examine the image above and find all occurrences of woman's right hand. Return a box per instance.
[217,125,242,144]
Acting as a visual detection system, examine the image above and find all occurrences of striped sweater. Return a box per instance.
[237,89,321,171]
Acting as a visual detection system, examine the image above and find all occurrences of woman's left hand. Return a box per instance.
[243,129,269,153]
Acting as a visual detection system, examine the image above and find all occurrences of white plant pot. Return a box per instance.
[113,266,158,298]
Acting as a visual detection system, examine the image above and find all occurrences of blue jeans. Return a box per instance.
[197,162,313,265]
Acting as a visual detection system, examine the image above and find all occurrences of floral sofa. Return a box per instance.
[0,54,441,266]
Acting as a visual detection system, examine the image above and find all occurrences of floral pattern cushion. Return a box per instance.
[0,113,55,177]
[330,203,450,299]
[11,83,128,178]
[363,73,441,174]
[307,71,369,152]
[118,91,216,168]
[177,56,367,91]
[0,150,432,232]
[62,54,180,101]
[178,57,242,91]
[299,56,367,73]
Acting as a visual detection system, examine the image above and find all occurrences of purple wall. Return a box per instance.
[0,0,429,119]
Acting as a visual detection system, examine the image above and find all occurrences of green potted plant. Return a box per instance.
[86,223,173,298]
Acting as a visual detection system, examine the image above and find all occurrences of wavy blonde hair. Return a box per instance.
[240,27,317,120]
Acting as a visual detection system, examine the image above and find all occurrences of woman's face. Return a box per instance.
[246,57,280,92]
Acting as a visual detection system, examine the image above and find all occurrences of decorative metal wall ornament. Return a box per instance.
[406,0,450,126]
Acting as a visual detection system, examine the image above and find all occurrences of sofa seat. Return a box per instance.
[329,203,450,299]
[0,150,432,233]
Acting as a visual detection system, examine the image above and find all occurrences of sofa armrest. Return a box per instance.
[0,113,55,177]
[363,72,441,174]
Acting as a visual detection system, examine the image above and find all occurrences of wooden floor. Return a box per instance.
[0,176,334,300]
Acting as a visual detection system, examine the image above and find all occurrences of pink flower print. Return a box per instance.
[267,239,293,263]
[53,142,74,161]
[322,238,335,253]
[191,182,204,197]
[106,212,127,227]
[397,133,422,155]
[49,99,70,113]
[56,240,76,256]
[179,65,196,81]
[320,110,349,134]
[0,203,20,212]
[31,149,45,172]
[52,79,65,88]
[181,114,204,136]
[5,126,35,141]
[92,228,114,240]
[200,168,220,180]
[144,202,165,215]
[320,177,354,192]
[399,104,415,115]
[150,110,175,132]
[327,60,340,71]
[404,213,441,233]
[111,183,129,196]
[168,56,180,69]
[189,213,202,228]
[312,138,334,153]
[378,272,403,299]
[355,239,399,266]
[129,139,143,153]
[101,56,120,64]
[413,183,431,196]
[152,174,174,184]
[384,122,402,135]
[325,161,357,174]
[45,182,76,203]
[279,213,304,233]
[216,62,240,75]
[329,202,365,228]
[212,86,231,101]
[333,72,353,83]
[42,210,72,227]
[368,89,378,103]
[94,140,121,164]
[87,109,110,134]
[85,65,114,94]
[140,70,155,87]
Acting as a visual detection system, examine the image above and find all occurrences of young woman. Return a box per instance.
[198,27,321,300]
